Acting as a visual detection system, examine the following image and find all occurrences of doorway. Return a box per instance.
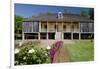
[55,32,62,40]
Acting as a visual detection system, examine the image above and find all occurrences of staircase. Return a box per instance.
[55,32,62,40]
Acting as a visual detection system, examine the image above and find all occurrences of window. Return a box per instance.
[64,33,71,39]
[33,21,39,32]
[48,33,55,39]
[72,24,74,31]
[23,22,33,32]
[55,25,56,29]
[63,25,66,31]
[25,33,38,39]
[44,25,47,29]
[80,23,93,32]
[63,25,66,29]
[57,12,63,19]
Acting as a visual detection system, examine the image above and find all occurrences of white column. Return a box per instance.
[47,32,48,40]
[38,33,40,40]
[39,21,41,32]
[22,22,25,40]
[22,32,24,40]
[47,21,48,40]
[71,33,73,40]
[39,21,41,40]
[56,22,57,32]
[47,21,48,32]
[79,22,81,40]
[55,22,57,40]
[71,21,73,40]
[62,22,63,40]
[32,22,33,32]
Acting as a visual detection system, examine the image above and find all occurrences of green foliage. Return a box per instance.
[15,15,23,33]
[15,15,23,39]
[89,8,94,20]
[63,9,70,14]
[80,9,89,17]
[14,46,50,65]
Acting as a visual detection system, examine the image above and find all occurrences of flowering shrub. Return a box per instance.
[49,41,63,63]
[14,46,50,65]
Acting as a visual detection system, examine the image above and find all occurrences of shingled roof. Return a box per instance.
[23,13,93,23]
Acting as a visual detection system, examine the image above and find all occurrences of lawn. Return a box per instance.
[64,40,94,62]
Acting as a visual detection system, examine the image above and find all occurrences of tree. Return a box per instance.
[80,8,88,17]
[15,15,23,39]
[89,8,94,20]
[63,9,72,14]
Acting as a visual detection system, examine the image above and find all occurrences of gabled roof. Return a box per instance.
[23,13,94,23]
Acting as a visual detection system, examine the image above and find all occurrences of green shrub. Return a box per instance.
[14,46,50,65]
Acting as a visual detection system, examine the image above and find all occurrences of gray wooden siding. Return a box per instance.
[33,22,39,32]
[23,22,33,32]
[80,23,94,32]
[23,21,39,32]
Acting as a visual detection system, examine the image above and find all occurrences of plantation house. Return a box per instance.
[22,12,94,40]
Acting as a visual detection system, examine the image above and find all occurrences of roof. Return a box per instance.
[23,13,94,23]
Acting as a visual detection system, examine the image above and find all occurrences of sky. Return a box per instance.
[15,3,90,18]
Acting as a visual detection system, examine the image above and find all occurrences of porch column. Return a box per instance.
[62,22,64,40]
[39,21,41,32]
[47,21,48,32]
[47,33,48,40]
[38,33,40,40]
[56,21,57,32]
[22,32,25,40]
[71,21,73,40]
[79,22,81,40]
[22,22,25,40]
[39,21,41,40]
[47,21,48,40]
[71,33,73,40]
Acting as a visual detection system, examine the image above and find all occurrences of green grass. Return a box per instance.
[64,40,94,62]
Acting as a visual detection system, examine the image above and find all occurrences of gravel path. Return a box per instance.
[53,42,70,63]
[39,40,70,63]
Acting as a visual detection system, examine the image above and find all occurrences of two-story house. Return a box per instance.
[22,12,94,40]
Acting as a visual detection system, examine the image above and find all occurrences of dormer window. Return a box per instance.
[57,12,63,19]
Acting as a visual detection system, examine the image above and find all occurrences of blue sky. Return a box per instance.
[15,3,90,18]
